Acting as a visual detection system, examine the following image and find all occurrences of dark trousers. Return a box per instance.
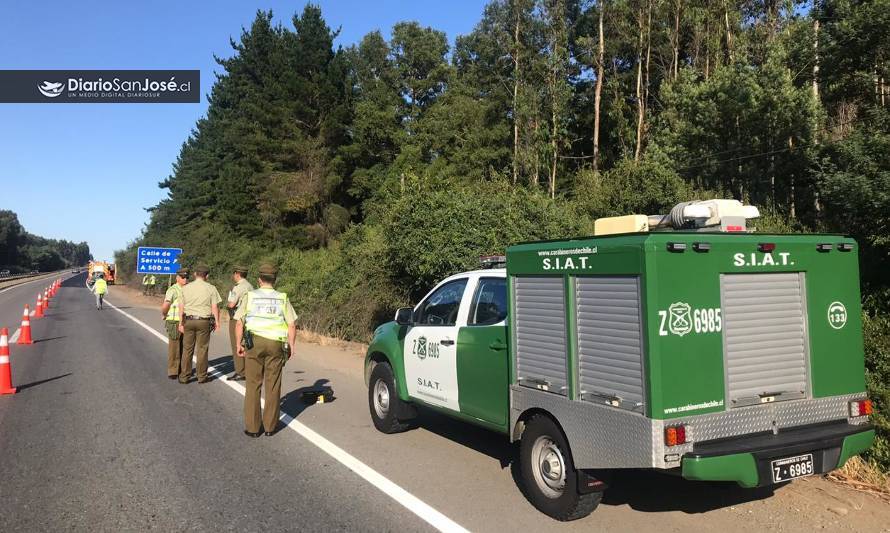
[182,319,211,381]
[243,335,286,433]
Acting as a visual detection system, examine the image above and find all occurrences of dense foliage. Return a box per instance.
[0,210,91,272]
[117,1,890,468]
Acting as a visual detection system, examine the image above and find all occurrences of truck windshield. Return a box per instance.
[415,279,467,326]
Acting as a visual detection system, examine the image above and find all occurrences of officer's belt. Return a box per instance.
[185,315,212,320]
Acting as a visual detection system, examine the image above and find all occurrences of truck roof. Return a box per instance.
[511,231,852,247]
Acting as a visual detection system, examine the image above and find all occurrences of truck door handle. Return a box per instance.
[489,341,507,351]
[440,339,455,346]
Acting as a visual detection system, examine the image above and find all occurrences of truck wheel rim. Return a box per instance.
[373,379,390,419]
[531,436,566,498]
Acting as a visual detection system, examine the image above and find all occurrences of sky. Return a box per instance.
[0,0,487,263]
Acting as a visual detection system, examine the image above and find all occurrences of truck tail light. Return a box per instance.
[837,243,854,252]
[849,399,873,417]
[758,243,776,253]
[665,425,687,446]
[816,243,833,252]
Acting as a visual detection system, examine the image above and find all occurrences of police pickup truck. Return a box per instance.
[364,200,874,521]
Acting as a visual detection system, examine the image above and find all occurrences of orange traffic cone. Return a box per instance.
[34,294,44,318]
[0,328,16,395]
[43,289,50,309]
[17,307,32,345]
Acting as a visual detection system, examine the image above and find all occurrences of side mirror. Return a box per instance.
[395,307,414,326]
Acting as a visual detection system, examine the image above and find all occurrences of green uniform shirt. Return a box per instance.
[164,284,184,321]
[180,279,222,317]
[227,278,254,309]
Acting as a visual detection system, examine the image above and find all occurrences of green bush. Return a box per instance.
[384,179,590,297]
[573,158,697,221]
[862,307,890,470]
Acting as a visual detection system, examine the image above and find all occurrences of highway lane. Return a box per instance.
[2,275,888,532]
[0,274,432,532]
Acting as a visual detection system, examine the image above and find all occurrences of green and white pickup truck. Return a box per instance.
[364,200,874,521]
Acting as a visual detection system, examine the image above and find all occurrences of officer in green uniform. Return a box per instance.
[147,274,158,296]
[178,265,222,384]
[235,264,297,437]
[226,265,253,381]
[161,268,189,380]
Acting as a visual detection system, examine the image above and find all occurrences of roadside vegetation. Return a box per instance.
[0,210,91,272]
[115,1,890,473]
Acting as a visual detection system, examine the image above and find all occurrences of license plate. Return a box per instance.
[771,454,814,483]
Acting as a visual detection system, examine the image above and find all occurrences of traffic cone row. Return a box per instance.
[0,328,16,395]
[0,278,66,397]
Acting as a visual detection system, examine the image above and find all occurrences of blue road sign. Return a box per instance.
[136,247,183,275]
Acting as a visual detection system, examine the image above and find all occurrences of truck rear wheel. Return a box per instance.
[519,414,601,521]
[368,362,412,434]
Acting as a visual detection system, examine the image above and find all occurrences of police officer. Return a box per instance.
[91,273,108,310]
[235,264,296,437]
[178,265,222,384]
[147,274,158,296]
[161,268,189,380]
[226,265,253,381]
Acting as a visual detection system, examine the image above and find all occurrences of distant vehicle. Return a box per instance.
[29,270,38,275]
[0,270,10,277]
[71,269,79,273]
[88,261,115,284]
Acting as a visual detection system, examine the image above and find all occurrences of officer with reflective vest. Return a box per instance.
[226,265,253,381]
[178,265,222,384]
[92,273,108,310]
[235,263,296,437]
[161,268,189,380]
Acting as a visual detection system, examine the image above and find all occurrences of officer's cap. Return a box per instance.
[233,265,249,275]
[257,263,278,276]
[194,264,210,275]
[176,268,190,277]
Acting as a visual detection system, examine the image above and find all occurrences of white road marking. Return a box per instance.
[105,300,469,533]
[9,329,20,344]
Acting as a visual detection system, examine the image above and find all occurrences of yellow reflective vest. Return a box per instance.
[94,278,108,295]
[165,284,183,321]
[243,289,289,341]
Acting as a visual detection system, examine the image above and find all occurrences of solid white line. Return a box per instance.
[9,329,20,344]
[105,300,468,533]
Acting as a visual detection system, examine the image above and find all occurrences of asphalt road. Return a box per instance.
[0,274,429,532]
[0,274,887,532]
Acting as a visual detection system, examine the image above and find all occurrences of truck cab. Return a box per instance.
[365,200,874,521]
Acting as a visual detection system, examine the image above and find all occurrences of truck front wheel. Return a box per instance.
[519,414,601,521]
[368,362,413,434]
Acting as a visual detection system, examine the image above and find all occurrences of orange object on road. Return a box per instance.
[34,294,44,318]
[43,289,50,309]
[0,327,16,395]
[17,307,32,345]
